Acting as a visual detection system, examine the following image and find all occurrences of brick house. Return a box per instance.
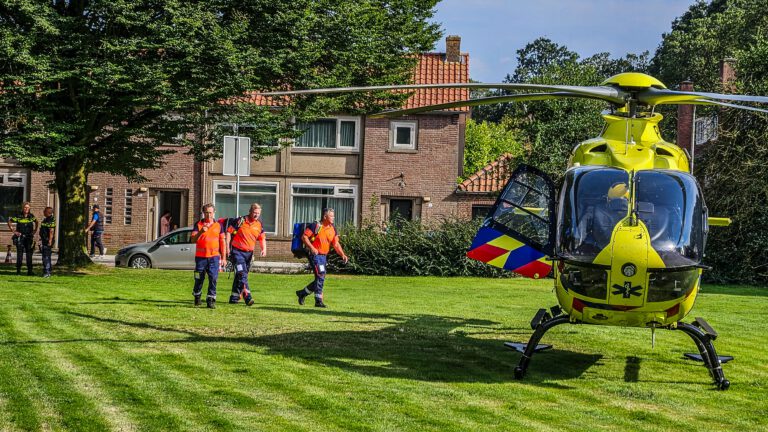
[1,36,476,258]
[455,153,516,220]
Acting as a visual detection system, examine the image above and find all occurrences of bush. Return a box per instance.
[327,218,512,277]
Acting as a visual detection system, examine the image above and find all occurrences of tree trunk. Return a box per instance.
[55,156,92,267]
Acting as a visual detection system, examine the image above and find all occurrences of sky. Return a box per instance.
[432,0,694,83]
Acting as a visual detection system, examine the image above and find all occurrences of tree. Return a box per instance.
[651,0,768,284]
[0,0,441,266]
[460,118,522,181]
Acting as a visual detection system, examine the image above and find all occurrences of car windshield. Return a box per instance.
[635,170,705,267]
[557,167,630,262]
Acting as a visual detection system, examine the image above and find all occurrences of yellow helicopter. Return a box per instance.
[261,72,768,390]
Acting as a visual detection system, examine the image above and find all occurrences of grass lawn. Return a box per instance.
[0,265,766,431]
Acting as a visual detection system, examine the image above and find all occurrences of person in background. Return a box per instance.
[7,201,38,275]
[190,204,227,309]
[296,208,348,308]
[39,206,56,277]
[160,210,172,236]
[227,203,267,306]
[84,204,105,257]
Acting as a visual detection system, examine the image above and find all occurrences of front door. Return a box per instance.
[157,191,184,237]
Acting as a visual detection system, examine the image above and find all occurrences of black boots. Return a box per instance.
[296,289,307,305]
[206,297,216,309]
[194,295,201,307]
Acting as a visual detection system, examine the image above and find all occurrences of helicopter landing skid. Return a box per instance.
[512,308,571,380]
[672,318,730,390]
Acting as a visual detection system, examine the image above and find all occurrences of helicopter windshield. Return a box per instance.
[557,167,630,262]
[635,170,705,267]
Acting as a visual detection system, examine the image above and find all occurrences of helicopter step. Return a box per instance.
[511,307,571,380]
[510,310,731,390]
[672,318,731,390]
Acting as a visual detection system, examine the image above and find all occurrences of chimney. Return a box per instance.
[446,35,461,63]
[677,80,695,155]
[720,58,737,92]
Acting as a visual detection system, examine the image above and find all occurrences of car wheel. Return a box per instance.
[129,254,151,269]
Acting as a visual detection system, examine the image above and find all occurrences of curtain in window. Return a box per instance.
[340,121,355,147]
[216,193,278,232]
[328,197,354,227]
[297,120,336,148]
[293,197,323,223]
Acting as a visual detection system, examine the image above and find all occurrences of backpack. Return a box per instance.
[291,222,319,258]
[292,221,337,259]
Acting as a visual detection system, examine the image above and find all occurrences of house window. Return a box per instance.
[390,120,417,150]
[0,172,27,223]
[472,205,493,220]
[291,184,357,228]
[124,189,133,225]
[295,116,360,149]
[213,181,278,234]
[104,188,113,224]
[389,199,413,221]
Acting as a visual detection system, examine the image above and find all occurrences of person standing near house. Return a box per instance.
[84,204,105,257]
[160,210,172,236]
[7,201,38,275]
[39,206,56,278]
[296,208,348,308]
[227,203,267,306]
[190,204,227,309]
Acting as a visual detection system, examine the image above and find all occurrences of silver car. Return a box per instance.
[115,228,195,269]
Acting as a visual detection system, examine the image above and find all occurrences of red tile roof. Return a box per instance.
[457,153,516,193]
[241,52,470,111]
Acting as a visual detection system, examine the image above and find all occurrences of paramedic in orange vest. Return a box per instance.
[296,208,348,308]
[227,203,267,306]
[190,204,227,309]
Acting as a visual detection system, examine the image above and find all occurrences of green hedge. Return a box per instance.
[327,218,511,277]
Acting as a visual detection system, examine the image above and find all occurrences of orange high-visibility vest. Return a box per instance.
[304,223,337,255]
[194,220,223,258]
[229,217,265,252]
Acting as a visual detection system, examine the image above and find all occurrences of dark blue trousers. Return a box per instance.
[229,247,253,302]
[304,254,327,300]
[193,256,220,299]
[41,245,53,276]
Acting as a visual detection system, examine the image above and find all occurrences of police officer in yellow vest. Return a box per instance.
[7,201,38,276]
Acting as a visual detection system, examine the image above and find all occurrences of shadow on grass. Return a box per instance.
[3,308,601,385]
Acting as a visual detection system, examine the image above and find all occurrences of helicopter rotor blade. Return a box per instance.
[638,87,768,106]
[259,83,629,105]
[654,98,768,114]
[367,92,608,118]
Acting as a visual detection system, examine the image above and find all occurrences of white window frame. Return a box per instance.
[390,120,418,150]
[293,116,361,150]
[212,180,280,235]
[289,183,358,232]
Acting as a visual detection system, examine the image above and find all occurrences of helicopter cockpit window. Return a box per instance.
[557,167,630,261]
[635,170,705,267]
[491,171,552,247]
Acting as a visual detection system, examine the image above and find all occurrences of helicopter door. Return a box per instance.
[467,164,557,279]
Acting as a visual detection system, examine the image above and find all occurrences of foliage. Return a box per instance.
[0,0,441,265]
[460,118,523,181]
[650,0,768,284]
[473,38,650,181]
[328,217,511,277]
